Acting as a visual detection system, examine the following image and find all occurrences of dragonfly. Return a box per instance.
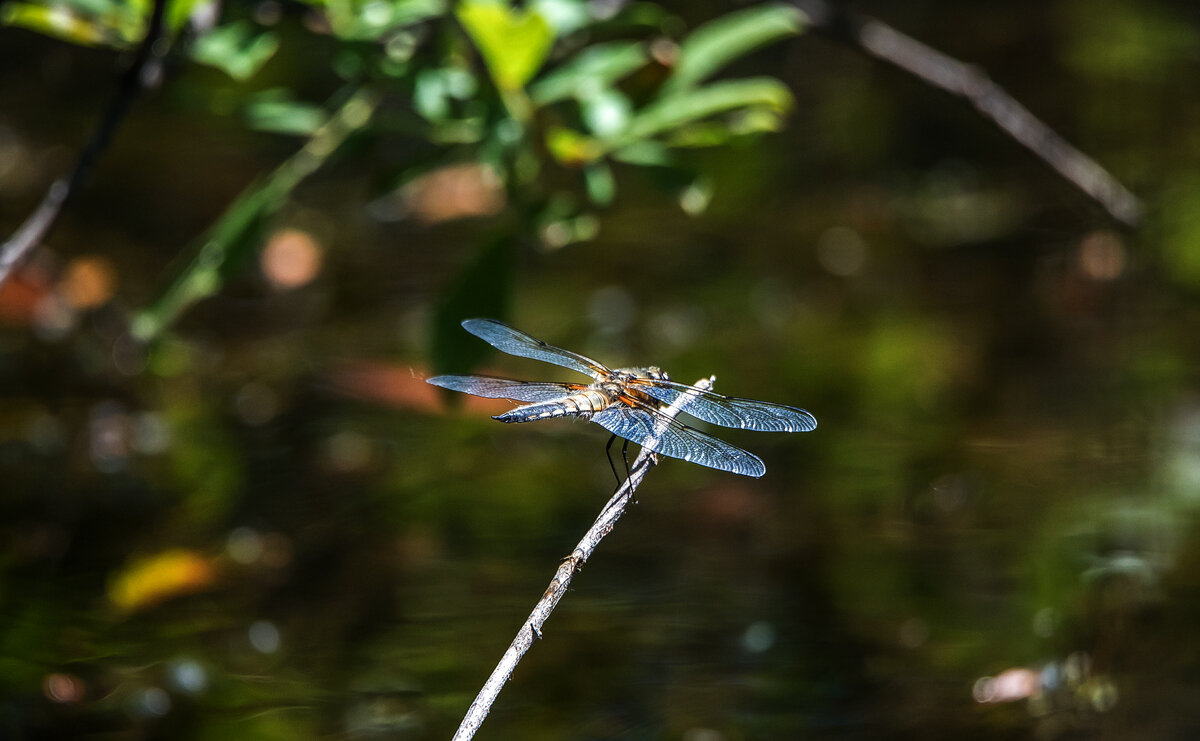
[427,319,817,478]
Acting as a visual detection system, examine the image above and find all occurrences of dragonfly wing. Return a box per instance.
[461,319,608,379]
[427,375,583,403]
[590,402,766,478]
[629,378,817,432]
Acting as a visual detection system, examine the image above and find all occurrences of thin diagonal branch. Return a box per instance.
[794,0,1142,226]
[0,0,171,287]
[452,376,715,741]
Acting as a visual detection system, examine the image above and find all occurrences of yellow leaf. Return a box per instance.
[457,1,554,91]
[109,549,216,612]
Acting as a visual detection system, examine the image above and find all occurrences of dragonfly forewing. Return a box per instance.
[462,319,608,379]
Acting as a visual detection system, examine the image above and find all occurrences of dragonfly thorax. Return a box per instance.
[612,366,668,383]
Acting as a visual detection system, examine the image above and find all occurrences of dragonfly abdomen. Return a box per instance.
[493,388,613,424]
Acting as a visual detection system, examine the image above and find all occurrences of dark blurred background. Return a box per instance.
[2,1,1199,738]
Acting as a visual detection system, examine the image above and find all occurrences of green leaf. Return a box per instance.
[191,21,280,81]
[663,3,803,95]
[661,121,738,148]
[584,162,615,206]
[167,0,209,33]
[457,0,555,91]
[414,67,479,121]
[245,91,328,136]
[323,0,446,41]
[545,126,602,164]
[529,0,588,35]
[581,89,632,137]
[660,107,787,147]
[1,0,206,46]
[1,1,133,46]
[621,77,793,143]
[528,41,647,105]
[612,140,671,167]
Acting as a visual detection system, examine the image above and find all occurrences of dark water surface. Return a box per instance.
[2,2,1199,739]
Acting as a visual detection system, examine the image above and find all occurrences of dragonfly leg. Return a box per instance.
[604,433,622,486]
[621,438,633,491]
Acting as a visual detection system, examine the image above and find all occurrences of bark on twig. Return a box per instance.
[451,377,715,741]
[0,0,170,287]
[794,0,1142,226]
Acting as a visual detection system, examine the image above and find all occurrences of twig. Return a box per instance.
[794,0,1142,226]
[128,87,380,343]
[451,376,715,741]
[0,0,170,287]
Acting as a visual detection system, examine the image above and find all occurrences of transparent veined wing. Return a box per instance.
[590,398,767,478]
[461,319,608,379]
[427,375,584,403]
[628,377,817,432]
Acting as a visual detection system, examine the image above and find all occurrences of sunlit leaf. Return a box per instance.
[545,126,602,165]
[414,66,479,121]
[660,121,737,148]
[109,549,216,612]
[529,0,588,35]
[663,3,804,94]
[245,91,328,136]
[457,0,554,91]
[1,0,209,45]
[324,0,446,40]
[1,1,132,46]
[169,0,211,32]
[191,21,280,81]
[581,88,632,137]
[621,77,793,144]
[660,107,787,147]
[528,41,647,105]
[612,139,671,166]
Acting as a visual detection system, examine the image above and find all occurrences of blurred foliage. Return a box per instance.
[8,0,807,344]
[3,0,1200,739]
[1060,0,1200,82]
